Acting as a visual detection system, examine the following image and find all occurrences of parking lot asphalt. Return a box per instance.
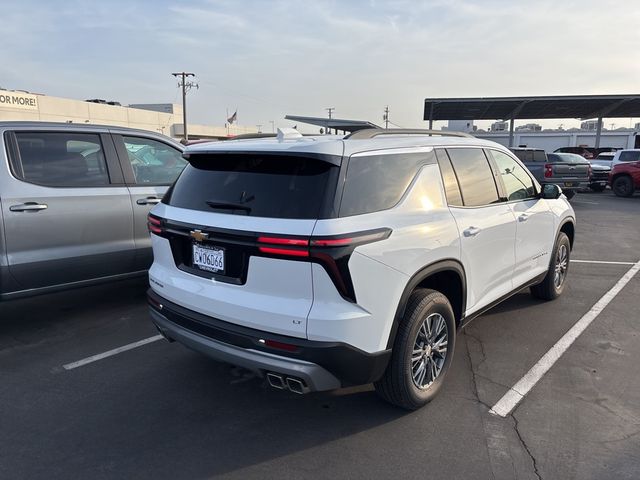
[1,190,639,480]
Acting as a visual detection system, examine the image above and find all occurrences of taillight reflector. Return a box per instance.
[544,163,553,178]
[258,246,309,257]
[264,339,298,352]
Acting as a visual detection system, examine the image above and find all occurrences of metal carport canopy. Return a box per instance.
[423,94,640,147]
[423,94,640,121]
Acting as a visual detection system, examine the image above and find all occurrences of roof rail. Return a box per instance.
[224,133,278,141]
[344,128,474,140]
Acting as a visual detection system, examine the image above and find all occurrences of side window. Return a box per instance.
[122,136,187,184]
[13,131,109,187]
[339,151,430,217]
[488,150,536,201]
[619,151,640,162]
[446,148,500,207]
[435,149,463,206]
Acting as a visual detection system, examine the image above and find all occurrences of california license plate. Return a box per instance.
[192,244,225,273]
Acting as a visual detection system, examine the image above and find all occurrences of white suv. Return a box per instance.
[147,128,575,410]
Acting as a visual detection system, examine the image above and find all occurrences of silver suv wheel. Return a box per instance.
[411,313,448,389]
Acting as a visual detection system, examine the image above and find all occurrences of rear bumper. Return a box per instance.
[148,289,391,391]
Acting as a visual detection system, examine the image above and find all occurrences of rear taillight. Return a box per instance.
[256,228,392,302]
[148,214,163,235]
[544,163,553,178]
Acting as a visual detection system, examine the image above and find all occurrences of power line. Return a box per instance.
[171,72,198,143]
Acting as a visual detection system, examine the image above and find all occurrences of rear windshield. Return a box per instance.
[619,151,640,162]
[164,154,339,219]
[511,150,547,162]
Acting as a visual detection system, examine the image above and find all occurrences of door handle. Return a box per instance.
[136,197,162,205]
[463,226,481,237]
[518,213,529,222]
[9,202,48,212]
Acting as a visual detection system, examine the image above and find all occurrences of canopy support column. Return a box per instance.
[508,118,515,147]
[595,116,603,148]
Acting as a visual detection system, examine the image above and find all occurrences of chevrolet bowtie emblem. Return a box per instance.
[190,229,209,242]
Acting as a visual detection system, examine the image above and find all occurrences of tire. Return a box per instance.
[375,289,456,410]
[564,190,576,200]
[590,184,606,192]
[612,176,634,197]
[530,232,571,301]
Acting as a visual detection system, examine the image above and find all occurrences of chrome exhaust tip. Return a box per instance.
[286,377,308,394]
[266,372,286,390]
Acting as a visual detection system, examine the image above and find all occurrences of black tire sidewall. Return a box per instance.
[398,292,456,407]
[613,177,633,197]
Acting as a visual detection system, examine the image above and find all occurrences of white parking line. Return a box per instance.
[490,259,640,417]
[62,335,164,370]
[571,199,599,205]
[571,259,636,265]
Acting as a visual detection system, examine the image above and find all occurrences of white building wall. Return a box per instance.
[0,89,256,139]
[475,131,637,150]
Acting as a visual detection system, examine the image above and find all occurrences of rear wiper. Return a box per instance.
[206,201,252,213]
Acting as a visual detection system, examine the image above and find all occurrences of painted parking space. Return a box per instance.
[1,190,639,479]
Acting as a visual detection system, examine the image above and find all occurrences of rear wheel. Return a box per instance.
[530,232,570,301]
[564,190,576,200]
[375,289,455,410]
[612,176,634,197]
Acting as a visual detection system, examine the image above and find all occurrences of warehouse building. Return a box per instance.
[0,89,255,140]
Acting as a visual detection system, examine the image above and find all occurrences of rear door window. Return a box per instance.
[339,151,432,217]
[11,131,109,186]
[165,154,339,219]
[122,136,187,184]
[435,149,463,207]
[446,148,500,207]
[488,150,536,201]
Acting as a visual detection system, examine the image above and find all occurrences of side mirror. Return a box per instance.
[540,184,562,200]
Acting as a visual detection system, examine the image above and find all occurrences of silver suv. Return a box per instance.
[0,122,186,300]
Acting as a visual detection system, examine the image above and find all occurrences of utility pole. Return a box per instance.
[256,124,262,133]
[383,106,389,129]
[325,108,335,135]
[269,120,275,133]
[171,72,198,143]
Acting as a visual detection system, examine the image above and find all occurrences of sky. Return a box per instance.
[1,0,639,132]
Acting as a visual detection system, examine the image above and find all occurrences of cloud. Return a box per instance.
[0,0,638,131]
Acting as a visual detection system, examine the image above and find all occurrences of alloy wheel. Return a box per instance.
[554,243,568,289]
[411,313,448,389]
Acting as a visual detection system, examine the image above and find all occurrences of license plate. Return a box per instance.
[564,182,575,187]
[192,244,225,273]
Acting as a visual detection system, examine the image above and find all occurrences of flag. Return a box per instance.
[227,110,237,124]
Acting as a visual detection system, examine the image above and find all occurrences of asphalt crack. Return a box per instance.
[512,409,543,480]
[464,331,543,480]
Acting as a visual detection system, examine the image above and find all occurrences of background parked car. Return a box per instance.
[610,150,640,197]
[511,148,590,199]
[0,122,186,301]
[554,146,620,159]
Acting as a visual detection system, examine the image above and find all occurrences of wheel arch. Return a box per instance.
[386,259,466,349]
[559,218,575,250]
